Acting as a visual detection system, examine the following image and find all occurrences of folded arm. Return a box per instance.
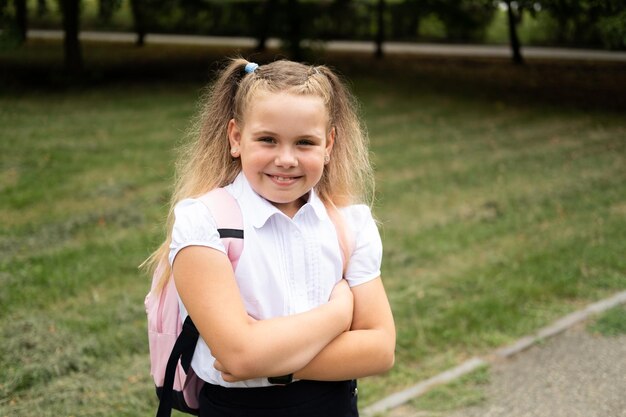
[294,276,395,380]
[217,276,395,382]
[173,245,353,380]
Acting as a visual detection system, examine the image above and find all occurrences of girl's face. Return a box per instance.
[228,91,334,217]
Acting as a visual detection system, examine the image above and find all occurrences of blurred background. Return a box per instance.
[1,1,625,416]
[2,0,626,77]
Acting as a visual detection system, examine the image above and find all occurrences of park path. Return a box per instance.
[28,29,626,62]
[385,322,626,417]
[363,292,626,417]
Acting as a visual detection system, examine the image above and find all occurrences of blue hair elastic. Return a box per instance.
[245,62,259,73]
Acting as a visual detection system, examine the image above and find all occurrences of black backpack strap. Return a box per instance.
[156,316,199,417]
[156,227,243,417]
[217,228,244,239]
[179,317,199,373]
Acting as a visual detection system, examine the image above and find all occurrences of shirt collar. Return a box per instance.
[306,187,329,222]
[229,172,328,228]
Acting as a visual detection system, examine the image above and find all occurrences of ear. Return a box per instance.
[326,126,336,155]
[228,119,242,156]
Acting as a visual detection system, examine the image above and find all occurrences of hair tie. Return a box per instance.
[245,62,259,73]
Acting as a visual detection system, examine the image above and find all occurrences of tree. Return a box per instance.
[503,0,524,65]
[15,0,27,44]
[431,0,495,42]
[389,0,422,40]
[255,0,277,52]
[98,0,121,24]
[538,0,625,49]
[59,0,83,74]
[128,0,176,47]
[375,0,385,59]
[37,0,48,17]
[129,0,147,46]
[597,8,626,50]
[286,0,303,60]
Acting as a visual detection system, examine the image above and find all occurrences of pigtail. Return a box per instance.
[141,58,252,292]
[316,66,374,208]
[314,66,374,272]
[178,58,250,196]
[324,201,354,275]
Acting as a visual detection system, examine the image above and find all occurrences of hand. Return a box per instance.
[213,314,257,383]
[213,359,241,383]
[329,279,353,331]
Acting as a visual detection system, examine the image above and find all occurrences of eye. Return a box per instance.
[258,136,276,144]
[297,138,316,146]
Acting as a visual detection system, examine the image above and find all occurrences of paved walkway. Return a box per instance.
[28,29,626,62]
[386,323,626,417]
[363,292,626,417]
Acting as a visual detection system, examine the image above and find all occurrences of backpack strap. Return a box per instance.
[156,316,200,417]
[198,188,244,271]
[156,188,243,417]
[326,205,356,276]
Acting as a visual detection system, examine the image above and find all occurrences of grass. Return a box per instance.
[409,365,491,413]
[1,40,625,416]
[588,306,626,337]
[358,73,625,397]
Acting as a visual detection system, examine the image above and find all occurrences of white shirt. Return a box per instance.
[169,172,382,387]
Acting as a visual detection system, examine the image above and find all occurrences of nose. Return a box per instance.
[274,146,298,168]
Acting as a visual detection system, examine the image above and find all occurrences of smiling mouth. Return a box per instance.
[267,174,302,185]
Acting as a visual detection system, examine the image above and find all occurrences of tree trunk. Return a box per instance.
[407,3,420,39]
[129,0,146,46]
[60,0,83,74]
[375,0,385,59]
[15,0,27,44]
[505,0,524,65]
[98,0,115,23]
[37,0,48,17]
[255,0,275,51]
[287,0,302,60]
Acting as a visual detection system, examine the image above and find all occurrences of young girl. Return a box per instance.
[146,58,395,417]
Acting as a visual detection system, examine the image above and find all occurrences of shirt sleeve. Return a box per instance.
[341,204,383,287]
[168,198,226,266]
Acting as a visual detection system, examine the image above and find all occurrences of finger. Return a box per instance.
[221,372,239,383]
[213,359,225,372]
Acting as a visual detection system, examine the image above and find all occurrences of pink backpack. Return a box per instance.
[145,188,244,417]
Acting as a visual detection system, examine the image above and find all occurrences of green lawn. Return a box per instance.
[1,41,625,416]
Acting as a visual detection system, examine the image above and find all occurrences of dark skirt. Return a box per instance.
[199,380,359,417]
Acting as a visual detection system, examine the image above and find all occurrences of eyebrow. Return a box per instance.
[251,130,280,137]
[251,130,324,141]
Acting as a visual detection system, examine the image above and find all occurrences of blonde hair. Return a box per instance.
[143,58,374,290]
